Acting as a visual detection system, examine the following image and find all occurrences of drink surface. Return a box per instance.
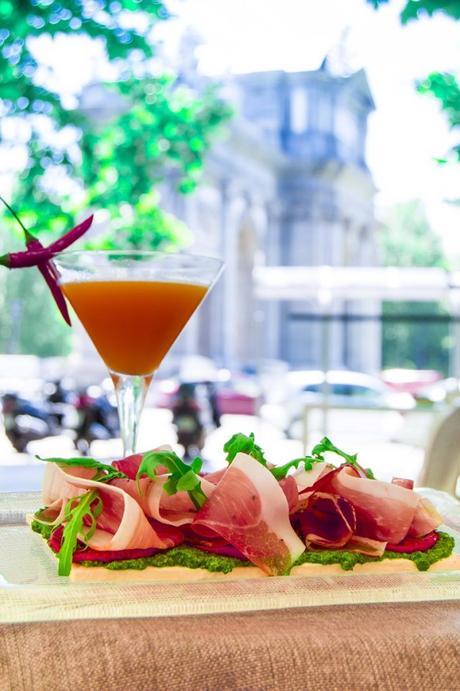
[62,280,207,375]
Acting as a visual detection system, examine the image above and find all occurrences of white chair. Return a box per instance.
[420,406,460,497]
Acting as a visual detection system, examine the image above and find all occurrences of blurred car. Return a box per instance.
[414,378,460,408]
[154,377,260,417]
[381,368,442,395]
[284,369,415,436]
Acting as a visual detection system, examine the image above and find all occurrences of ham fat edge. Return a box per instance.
[37,451,444,575]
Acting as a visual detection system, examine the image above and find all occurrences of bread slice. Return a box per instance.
[29,514,459,581]
[68,552,460,582]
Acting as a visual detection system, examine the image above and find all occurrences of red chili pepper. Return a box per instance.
[47,215,93,254]
[0,197,94,325]
[27,237,72,326]
[0,247,54,267]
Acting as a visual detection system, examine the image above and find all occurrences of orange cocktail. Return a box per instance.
[63,280,207,375]
[55,251,223,455]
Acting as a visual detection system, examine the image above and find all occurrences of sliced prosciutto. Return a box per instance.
[112,445,173,479]
[48,526,165,562]
[296,491,387,556]
[303,464,443,546]
[40,463,177,551]
[408,497,443,538]
[111,475,216,527]
[279,475,299,512]
[193,452,305,576]
[292,461,333,492]
[344,536,386,557]
[310,465,425,544]
[298,492,356,549]
[392,477,414,490]
[112,453,143,480]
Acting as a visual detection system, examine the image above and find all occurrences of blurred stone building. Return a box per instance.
[163,60,380,374]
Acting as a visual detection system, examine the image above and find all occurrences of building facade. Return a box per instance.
[164,62,381,374]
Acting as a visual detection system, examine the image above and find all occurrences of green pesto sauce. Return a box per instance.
[83,546,252,574]
[31,519,53,541]
[293,531,455,572]
[31,519,454,574]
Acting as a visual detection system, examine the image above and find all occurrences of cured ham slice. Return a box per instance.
[311,465,422,544]
[392,477,414,490]
[279,475,299,512]
[112,453,143,480]
[407,497,443,538]
[112,445,173,480]
[48,526,164,562]
[193,452,305,576]
[42,462,95,507]
[41,463,175,551]
[345,535,386,557]
[111,475,216,527]
[296,491,387,556]
[298,492,356,549]
[292,462,331,492]
[203,468,227,484]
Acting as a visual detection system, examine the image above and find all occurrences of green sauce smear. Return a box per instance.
[31,520,455,574]
[293,531,455,572]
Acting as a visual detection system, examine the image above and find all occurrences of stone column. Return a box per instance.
[262,200,282,361]
[220,181,245,370]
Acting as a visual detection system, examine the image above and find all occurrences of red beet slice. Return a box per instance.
[386,531,439,553]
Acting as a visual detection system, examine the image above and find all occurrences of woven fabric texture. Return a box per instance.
[1,601,459,691]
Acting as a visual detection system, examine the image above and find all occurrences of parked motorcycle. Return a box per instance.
[74,386,119,455]
[172,383,205,460]
[2,393,56,453]
[2,383,119,455]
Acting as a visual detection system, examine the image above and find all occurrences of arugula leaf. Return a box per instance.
[57,489,103,577]
[136,450,206,510]
[223,432,325,481]
[271,456,323,481]
[38,456,127,483]
[223,432,267,466]
[312,437,356,464]
[311,437,375,479]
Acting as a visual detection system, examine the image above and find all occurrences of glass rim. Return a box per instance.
[55,248,223,263]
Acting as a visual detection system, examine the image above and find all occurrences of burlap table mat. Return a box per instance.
[1,601,459,691]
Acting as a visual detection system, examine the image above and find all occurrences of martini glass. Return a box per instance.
[54,251,223,456]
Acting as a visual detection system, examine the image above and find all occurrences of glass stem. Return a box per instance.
[111,372,152,456]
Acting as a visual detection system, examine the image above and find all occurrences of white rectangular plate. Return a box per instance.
[1,491,459,624]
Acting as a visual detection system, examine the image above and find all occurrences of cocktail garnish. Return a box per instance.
[136,450,206,510]
[56,490,103,576]
[0,195,93,324]
[38,456,127,483]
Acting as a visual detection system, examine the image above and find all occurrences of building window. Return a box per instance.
[335,107,358,149]
[290,87,308,133]
[317,94,333,133]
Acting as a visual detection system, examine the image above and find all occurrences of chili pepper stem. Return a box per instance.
[0,254,10,268]
[0,195,36,244]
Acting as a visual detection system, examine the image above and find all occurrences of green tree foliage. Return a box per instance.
[380,201,450,373]
[0,269,72,356]
[367,0,460,163]
[418,72,460,162]
[0,1,232,355]
[367,0,460,23]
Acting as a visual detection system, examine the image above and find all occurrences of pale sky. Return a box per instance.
[158,0,460,257]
